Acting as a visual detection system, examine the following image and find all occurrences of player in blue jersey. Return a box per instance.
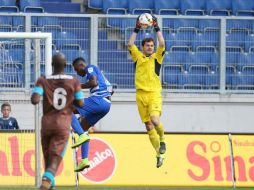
[71,57,112,172]
[0,102,19,130]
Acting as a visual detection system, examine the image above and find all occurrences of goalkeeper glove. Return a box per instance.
[152,14,160,32]
[134,16,141,33]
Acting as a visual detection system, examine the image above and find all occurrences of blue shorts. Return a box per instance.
[76,96,111,126]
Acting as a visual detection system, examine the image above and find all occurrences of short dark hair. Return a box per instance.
[1,102,11,110]
[142,38,155,47]
[72,57,86,66]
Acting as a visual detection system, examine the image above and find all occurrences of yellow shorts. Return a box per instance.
[136,90,162,123]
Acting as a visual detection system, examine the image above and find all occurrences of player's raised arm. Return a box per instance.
[152,15,165,48]
[127,16,141,48]
[31,77,44,105]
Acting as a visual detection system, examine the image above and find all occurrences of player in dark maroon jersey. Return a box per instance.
[31,53,85,190]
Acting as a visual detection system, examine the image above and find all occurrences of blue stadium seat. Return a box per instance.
[162,65,183,87]
[232,0,254,16]
[227,20,253,32]
[226,31,248,48]
[206,72,219,89]
[37,17,60,27]
[20,0,44,13]
[206,0,231,16]
[98,30,108,39]
[128,0,154,15]
[0,0,18,12]
[199,19,220,31]
[238,53,254,69]
[59,17,90,29]
[98,41,118,50]
[0,16,12,32]
[12,16,25,32]
[210,52,219,71]
[244,35,254,52]
[1,64,22,87]
[88,0,103,10]
[154,0,180,15]
[176,28,197,47]
[165,52,188,66]
[54,31,79,50]
[236,67,254,89]
[41,2,80,13]
[103,0,128,14]
[226,52,239,66]
[180,0,206,15]
[173,19,199,30]
[8,46,24,62]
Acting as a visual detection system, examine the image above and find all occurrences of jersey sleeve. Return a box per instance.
[74,78,84,100]
[86,65,97,80]
[32,77,44,95]
[14,118,19,130]
[128,44,142,63]
[155,46,166,64]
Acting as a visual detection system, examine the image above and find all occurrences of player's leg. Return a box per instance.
[74,117,91,172]
[71,113,90,148]
[149,93,166,168]
[41,129,70,190]
[75,97,111,172]
[136,92,160,158]
[149,92,166,154]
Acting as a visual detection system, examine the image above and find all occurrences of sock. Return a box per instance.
[42,170,55,187]
[147,128,160,156]
[81,139,90,159]
[155,122,165,142]
[71,114,84,136]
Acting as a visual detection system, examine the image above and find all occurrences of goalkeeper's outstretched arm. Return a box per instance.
[151,15,165,48]
[128,15,141,48]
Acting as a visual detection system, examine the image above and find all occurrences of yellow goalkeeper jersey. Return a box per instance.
[128,44,165,92]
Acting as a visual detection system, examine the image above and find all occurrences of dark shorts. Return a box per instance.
[75,96,111,126]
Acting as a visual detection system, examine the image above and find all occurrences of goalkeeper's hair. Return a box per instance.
[142,38,154,47]
[72,57,86,66]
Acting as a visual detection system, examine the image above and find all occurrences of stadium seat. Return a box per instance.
[244,35,254,52]
[20,0,44,13]
[162,65,183,87]
[37,17,60,27]
[165,52,188,66]
[238,53,254,70]
[0,16,12,32]
[41,2,80,13]
[173,19,199,30]
[103,0,128,14]
[98,30,108,39]
[206,0,231,16]
[88,0,103,10]
[180,0,206,15]
[226,31,248,48]
[154,0,180,15]
[227,20,253,33]
[199,19,220,32]
[128,0,154,15]
[232,0,254,16]
[237,67,254,89]
[54,31,79,50]
[226,52,239,66]
[98,41,118,50]
[0,0,18,12]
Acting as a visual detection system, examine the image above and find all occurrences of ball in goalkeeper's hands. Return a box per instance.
[138,13,153,29]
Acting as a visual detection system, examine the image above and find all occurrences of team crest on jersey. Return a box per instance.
[88,67,94,73]
[9,121,12,126]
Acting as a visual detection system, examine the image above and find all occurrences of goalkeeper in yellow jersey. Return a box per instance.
[128,15,166,168]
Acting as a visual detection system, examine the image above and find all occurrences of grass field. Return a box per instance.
[0,187,249,190]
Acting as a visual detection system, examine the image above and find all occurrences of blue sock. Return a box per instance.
[81,140,90,159]
[43,170,55,187]
[71,114,84,136]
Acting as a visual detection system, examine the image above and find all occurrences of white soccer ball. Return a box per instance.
[138,13,153,29]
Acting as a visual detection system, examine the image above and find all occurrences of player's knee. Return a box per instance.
[145,121,154,131]
[150,116,160,127]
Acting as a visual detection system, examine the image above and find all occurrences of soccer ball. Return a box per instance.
[138,13,153,29]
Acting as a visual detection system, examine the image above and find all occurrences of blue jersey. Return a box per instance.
[0,117,19,130]
[84,65,112,98]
